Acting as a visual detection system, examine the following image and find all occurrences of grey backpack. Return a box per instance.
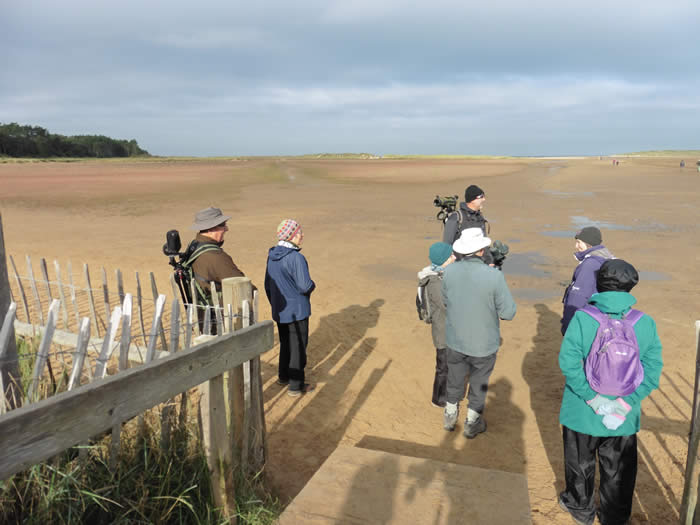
[416,284,432,324]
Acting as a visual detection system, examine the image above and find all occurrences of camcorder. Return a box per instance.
[162,230,194,305]
[433,195,459,222]
[489,240,509,270]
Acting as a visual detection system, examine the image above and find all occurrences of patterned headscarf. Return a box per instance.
[276,219,302,241]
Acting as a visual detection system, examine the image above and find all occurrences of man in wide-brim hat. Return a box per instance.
[441,228,517,439]
[187,206,252,333]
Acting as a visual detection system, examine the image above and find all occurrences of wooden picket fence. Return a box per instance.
[0,251,271,521]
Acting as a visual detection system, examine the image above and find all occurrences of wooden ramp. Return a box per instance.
[278,445,531,524]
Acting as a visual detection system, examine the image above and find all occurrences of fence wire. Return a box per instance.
[3,255,255,410]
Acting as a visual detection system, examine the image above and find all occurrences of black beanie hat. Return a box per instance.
[596,259,639,293]
[575,226,602,246]
[465,185,485,203]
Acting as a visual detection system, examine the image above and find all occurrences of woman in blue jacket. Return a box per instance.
[265,219,316,397]
[558,260,662,525]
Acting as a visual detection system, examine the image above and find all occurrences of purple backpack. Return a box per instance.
[581,305,645,396]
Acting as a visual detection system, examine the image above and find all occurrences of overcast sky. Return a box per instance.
[2,1,699,156]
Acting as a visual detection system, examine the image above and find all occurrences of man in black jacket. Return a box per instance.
[442,184,489,245]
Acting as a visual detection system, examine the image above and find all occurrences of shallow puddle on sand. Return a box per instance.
[569,216,635,230]
[639,270,671,281]
[512,288,561,301]
[541,215,670,238]
[502,252,551,278]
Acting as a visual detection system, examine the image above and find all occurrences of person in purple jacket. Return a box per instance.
[561,227,614,335]
[265,219,316,397]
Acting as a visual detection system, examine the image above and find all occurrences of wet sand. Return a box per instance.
[1,156,697,523]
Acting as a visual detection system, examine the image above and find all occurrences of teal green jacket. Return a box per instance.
[559,291,663,436]
[442,257,516,357]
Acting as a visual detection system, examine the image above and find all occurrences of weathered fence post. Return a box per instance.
[83,263,102,336]
[211,281,224,335]
[222,278,247,460]
[135,271,148,346]
[27,299,60,403]
[244,296,267,476]
[8,255,30,326]
[101,267,110,322]
[40,258,52,304]
[54,260,70,330]
[221,276,266,475]
[680,320,700,524]
[161,298,181,452]
[26,256,44,326]
[0,303,18,413]
[94,307,123,380]
[67,261,81,329]
[196,333,237,523]
[113,289,133,468]
[67,318,91,391]
[119,294,133,371]
[150,272,168,351]
[0,215,22,409]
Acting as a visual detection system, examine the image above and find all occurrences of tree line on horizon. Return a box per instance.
[0,122,150,158]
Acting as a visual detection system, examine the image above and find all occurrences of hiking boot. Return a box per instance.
[463,416,486,439]
[288,383,315,397]
[443,406,459,431]
[558,496,591,525]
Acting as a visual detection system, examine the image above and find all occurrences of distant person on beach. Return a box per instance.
[680,160,685,168]
[561,226,614,335]
[265,219,316,397]
[442,184,489,244]
[442,228,516,438]
[188,206,252,334]
[417,242,455,408]
[558,259,662,525]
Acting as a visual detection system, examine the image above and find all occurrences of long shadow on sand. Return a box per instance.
[345,377,527,523]
[521,303,565,492]
[263,299,391,503]
[261,299,385,407]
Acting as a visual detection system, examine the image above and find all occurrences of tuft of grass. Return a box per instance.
[0,345,281,524]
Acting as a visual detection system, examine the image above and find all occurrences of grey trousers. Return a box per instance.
[446,349,497,414]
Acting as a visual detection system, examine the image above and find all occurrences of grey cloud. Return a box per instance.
[2,1,699,155]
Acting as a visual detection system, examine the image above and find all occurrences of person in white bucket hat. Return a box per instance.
[452,226,492,256]
[441,228,517,438]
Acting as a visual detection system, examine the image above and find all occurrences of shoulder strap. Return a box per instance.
[184,243,221,267]
[581,305,606,323]
[623,309,644,324]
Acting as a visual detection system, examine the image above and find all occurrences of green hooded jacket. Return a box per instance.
[559,291,663,436]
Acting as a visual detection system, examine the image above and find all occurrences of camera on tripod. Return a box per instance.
[162,230,193,305]
[433,195,459,222]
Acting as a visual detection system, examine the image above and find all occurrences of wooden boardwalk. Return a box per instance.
[278,445,531,524]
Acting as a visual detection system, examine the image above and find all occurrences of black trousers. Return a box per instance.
[277,319,309,391]
[445,349,497,414]
[560,426,637,525]
[432,348,448,406]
